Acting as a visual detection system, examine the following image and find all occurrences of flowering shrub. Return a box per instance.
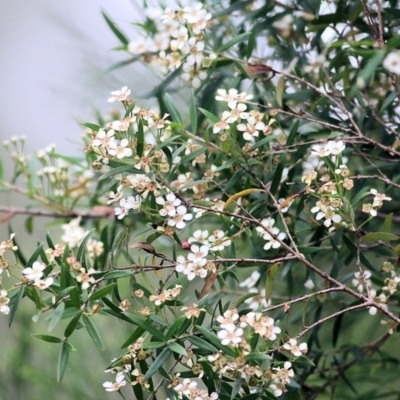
[2,1,400,399]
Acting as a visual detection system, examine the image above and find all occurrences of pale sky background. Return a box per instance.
[0,0,152,154]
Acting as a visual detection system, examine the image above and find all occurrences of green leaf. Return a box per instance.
[33,334,63,343]
[164,94,183,125]
[77,229,95,262]
[198,108,220,124]
[266,263,280,302]
[83,315,105,351]
[189,89,198,134]
[234,292,259,308]
[25,216,34,234]
[246,29,256,60]
[143,348,171,381]
[195,326,235,356]
[48,302,65,332]
[26,243,45,268]
[217,32,252,53]
[57,342,70,382]
[82,122,101,132]
[165,316,186,340]
[360,232,398,243]
[188,336,219,353]
[142,341,164,350]
[167,342,187,356]
[124,313,166,342]
[121,327,146,348]
[8,286,25,327]
[89,283,117,301]
[383,213,393,233]
[137,119,144,157]
[102,11,129,46]
[286,120,299,146]
[103,270,133,280]
[276,75,285,107]
[247,135,276,152]
[64,311,83,338]
[99,165,135,182]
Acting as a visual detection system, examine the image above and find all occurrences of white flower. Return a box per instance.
[175,256,195,280]
[383,51,400,75]
[61,217,87,248]
[156,193,181,217]
[76,268,96,290]
[23,261,46,281]
[0,290,10,315]
[33,277,54,290]
[188,244,209,262]
[92,129,115,147]
[370,188,392,207]
[217,325,243,346]
[326,140,345,155]
[188,229,210,245]
[108,139,132,159]
[181,62,207,88]
[175,378,197,395]
[263,228,286,250]
[108,86,131,103]
[103,373,126,392]
[215,88,239,109]
[239,271,260,288]
[283,338,308,357]
[208,230,231,251]
[352,271,371,293]
[256,217,275,236]
[125,195,141,210]
[311,143,331,157]
[167,205,193,229]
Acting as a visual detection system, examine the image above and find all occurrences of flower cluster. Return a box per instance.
[149,284,182,306]
[128,3,214,88]
[156,193,193,229]
[255,217,286,250]
[22,261,54,290]
[213,89,276,142]
[362,188,392,217]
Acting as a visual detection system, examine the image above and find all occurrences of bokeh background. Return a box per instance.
[0,1,152,398]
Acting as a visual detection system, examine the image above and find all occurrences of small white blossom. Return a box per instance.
[23,261,46,281]
[108,86,131,103]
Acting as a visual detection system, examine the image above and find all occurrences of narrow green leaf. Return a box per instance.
[246,29,255,60]
[195,326,235,356]
[104,270,133,280]
[188,335,219,353]
[189,90,198,134]
[137,119,144,157]
[266,263,281,302]
[248,135,276,152]
[143,348,171,381]
[383,213,393,233]
[142,341,164,350]
[64,311,83,338]
[102,11,129,45]
[8,286,24,327]
[33,334,63,343]
[286,120,299,146]
[99,165,135,182]
[89,283,117,301]
[276,76,285,107]
[26,243,45,268]
[83,315,105,351]
[198,108,220,124]
[48,302,65,332]
[360,232,398,243]
[234,292,259,308]
[77,230,95,262]
[57,342,70,382]
[231,377,244,400]
[167,342,187,356]
[165,316,186,340]
[217,32,252,53]
[124,313,165,342]
[121,327,146,348]
[164,94,183,125]
[82,122,101,131]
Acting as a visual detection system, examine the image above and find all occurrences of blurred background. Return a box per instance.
[0,1,152,399]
